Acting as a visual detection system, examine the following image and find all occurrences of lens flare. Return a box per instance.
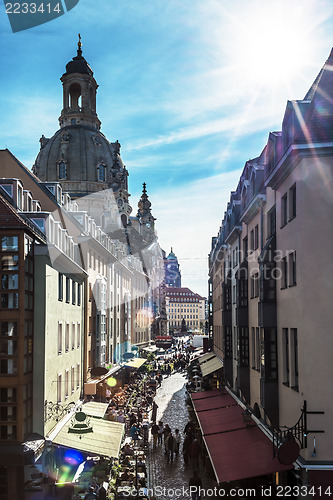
[107,377,117,387]
[57,464,72,484]
[63,449,84,466]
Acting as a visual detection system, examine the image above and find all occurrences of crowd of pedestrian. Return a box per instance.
[147,338,205,471]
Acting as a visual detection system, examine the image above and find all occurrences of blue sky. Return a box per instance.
[1,0,333,296]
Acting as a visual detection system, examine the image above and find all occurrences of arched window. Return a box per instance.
[58,161,67,180]
[97,163,106,182]
[69,83,82,109]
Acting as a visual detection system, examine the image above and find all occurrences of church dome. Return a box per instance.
[33,126,127,198]
[33,38,130,202]
[166,248,177,260]
[65,53,93,76]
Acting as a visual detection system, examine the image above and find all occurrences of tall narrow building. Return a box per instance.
[164,248,181,287]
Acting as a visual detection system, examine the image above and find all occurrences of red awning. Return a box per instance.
[205,426,293,483]
[191,389,223,400]
[191,389,294,484]
[192,393,237,413]
[197,405,246,435]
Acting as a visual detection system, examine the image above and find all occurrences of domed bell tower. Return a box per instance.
[59,34,101,130]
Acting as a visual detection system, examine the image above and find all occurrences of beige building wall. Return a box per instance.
[33,255,85,437]
[274,155,333,462]
[210,244,225,361]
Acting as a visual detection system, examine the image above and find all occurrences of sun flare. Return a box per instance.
[225,0,318,90]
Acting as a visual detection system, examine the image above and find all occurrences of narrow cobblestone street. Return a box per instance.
[146,372,217,500]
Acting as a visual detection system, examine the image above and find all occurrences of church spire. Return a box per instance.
[137,182,151,218]
[59,38,101,130]
[137,183,156,237]
[77,33,82,57]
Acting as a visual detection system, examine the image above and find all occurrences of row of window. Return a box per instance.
[170,314,199,320]
[169,307,199,312]
[58,161,106,182]
[222,184,297,270]
[88,251,108,275]
[58,273,82,305]
[247,253,296,300]
[58,322,81,354]
[0,292,33,310]
[57,364,80,403]
[168,292,198,297]
[227,325,298,390]
[169,298,201,303]
[0,354,33,375]
[170,320,200,327]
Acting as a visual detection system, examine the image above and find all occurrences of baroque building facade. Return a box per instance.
[208,49,333,488]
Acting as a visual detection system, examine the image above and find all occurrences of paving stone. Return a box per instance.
[147,372,218,500]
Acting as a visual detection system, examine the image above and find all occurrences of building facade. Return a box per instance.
[166,287,205,333]
[209,49,333,487]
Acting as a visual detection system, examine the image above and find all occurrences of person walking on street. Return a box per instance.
[151,421,159,448]
[130,423,140,442]
[184,420,195,438]
[163,424,171,446]
[189,471,202,500]
[183,434,191,466]
[151,401,158,422]
[165,431,176,463]
[158,421,163,445]
[174,428,181,455]
[189,438,200,468]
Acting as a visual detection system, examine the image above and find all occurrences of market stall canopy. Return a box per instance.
[198,353,216,364]
[52,418,124,459]
[200,354,223,377]
[124,358,146,369]
[142,345,158,352]
[81,402,109,419]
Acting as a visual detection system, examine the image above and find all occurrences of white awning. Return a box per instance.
[52,417,124,459]
[124,357,146,369]
[81,402,109,419]
[142,345,158,352]
[201,355,223,377]
[198,352,216,365]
